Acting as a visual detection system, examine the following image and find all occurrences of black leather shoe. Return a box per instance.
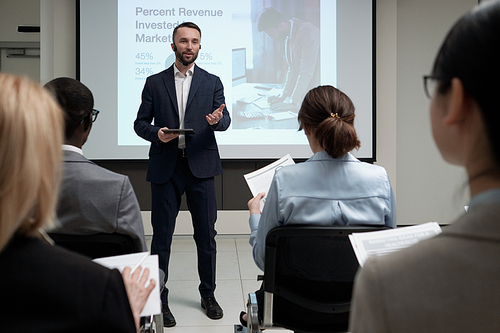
[239,311,248,327]
[201,297,224,319]
[162,304,176,327]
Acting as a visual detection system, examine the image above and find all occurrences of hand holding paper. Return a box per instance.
[122,266,156,331]
[248,192,266,215]
[94,252,161,317]
[244,154,295,211]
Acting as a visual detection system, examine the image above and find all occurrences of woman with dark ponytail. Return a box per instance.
[298,84,360,159]
[350,2,500,332]
[239,85,395,326]
[247,85,395,272]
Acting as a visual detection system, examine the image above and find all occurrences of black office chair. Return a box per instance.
[48,232,163,333]
[244,225,389,333]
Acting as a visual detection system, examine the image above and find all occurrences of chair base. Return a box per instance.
[139,313,163,333]
[234,324,248,332]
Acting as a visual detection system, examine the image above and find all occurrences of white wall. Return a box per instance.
[40,0,75,84]
[0,0,39,42]
[393,0,475,225]
[373,0,475,225]
[39,0,478,229]
[0,0,40,81]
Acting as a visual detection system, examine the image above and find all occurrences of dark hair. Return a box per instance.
[172,22,201,40]
[298,85,360,158]
[431,1,500,164]
[257,7,286,32]
[44,77,93,140]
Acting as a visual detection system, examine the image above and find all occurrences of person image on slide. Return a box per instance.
[257,6,320,112]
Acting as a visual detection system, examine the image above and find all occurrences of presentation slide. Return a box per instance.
[79,0,373,160]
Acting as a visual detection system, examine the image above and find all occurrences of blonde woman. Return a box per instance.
[0,73,154,333]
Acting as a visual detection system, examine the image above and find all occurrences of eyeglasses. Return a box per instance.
[79,109,100,124]
[423,75,437,100]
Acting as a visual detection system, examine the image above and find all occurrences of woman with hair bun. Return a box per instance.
[239,85,395,327]
[248,85,396,272]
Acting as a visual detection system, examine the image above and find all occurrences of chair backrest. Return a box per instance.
[263,225,388,333]
[48,233,137,259]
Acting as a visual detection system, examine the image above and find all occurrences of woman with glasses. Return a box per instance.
[350,2,500,332]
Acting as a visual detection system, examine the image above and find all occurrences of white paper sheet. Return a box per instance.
[349,222,442,267]
[244,154,295,211]
[94,252,161,316]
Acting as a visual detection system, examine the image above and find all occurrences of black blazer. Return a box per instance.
[134,64,231,183]
[0,234,136,333]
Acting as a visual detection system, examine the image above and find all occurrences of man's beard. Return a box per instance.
[176,49,198,66]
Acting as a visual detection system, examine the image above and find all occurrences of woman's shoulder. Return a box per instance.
[3,235,118,280]
[1,235,126,303]
[282,152,388,175]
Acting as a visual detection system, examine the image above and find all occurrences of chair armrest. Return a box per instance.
[247,293,260,333]
[262,291,274,328]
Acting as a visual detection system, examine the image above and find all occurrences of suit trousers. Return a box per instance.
[151,150,217,303]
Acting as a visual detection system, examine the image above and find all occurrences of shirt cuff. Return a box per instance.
[249,214,261,232]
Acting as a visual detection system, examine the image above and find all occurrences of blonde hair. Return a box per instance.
[0,73,63,252]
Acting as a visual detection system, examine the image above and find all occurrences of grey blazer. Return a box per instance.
[53,150,147,252]
[349,200,500,332]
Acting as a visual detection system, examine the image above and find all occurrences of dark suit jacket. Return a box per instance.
[0,234,136,333]
[134,64,231,184]
[53,150,147,251]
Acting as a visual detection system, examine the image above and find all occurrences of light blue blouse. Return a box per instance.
[249,151,396,270]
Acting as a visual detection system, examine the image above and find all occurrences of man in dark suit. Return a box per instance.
[134,22,230,327]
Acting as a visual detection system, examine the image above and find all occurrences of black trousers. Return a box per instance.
[151,150,217,303]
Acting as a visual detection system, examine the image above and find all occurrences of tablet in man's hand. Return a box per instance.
[161,129,195,134]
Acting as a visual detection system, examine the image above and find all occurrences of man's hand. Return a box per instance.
[158,127,180,143]
[122,266,156,332]
[206,104,225,125]
[247,192,266,215]
[268,93,287,105]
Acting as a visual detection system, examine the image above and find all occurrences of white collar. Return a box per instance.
[62,144,83,156]
[174,63,195,77]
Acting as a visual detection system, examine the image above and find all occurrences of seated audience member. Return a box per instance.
[349,2,500,332]
[241,85,396,325]
[44,77,147,252]
[0,73,155,332]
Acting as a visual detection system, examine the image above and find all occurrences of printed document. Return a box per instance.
[349,222,442,267]
[94,252,161,316]
[244,154,295,211]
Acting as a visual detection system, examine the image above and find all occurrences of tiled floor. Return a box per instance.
[146,235,292,333]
